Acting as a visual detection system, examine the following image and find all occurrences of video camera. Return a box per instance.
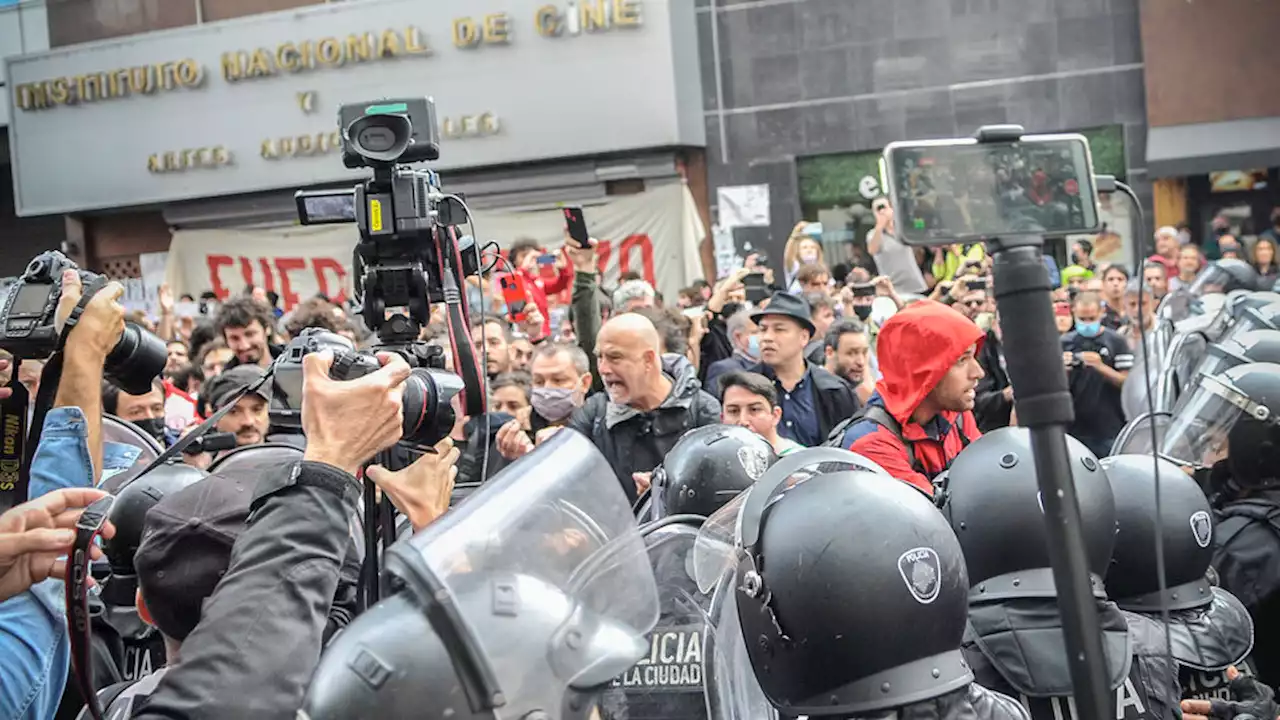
[0,251,166,395]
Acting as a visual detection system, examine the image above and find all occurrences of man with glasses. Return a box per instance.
[866,197,928,295]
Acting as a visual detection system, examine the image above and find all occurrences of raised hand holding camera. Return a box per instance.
[54,269,125,363]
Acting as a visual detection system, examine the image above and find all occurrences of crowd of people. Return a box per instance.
[2,198,1280,720]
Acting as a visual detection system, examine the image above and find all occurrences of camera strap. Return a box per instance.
[0,367,29,511]
[65,494,115,720]
[437,225,486,416]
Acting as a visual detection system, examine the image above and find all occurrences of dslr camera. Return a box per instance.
[271,329,462,447]
[0,251,166,394]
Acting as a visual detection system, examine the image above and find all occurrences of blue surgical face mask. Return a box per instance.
[746,335,761,360]
[1075,320,1102,338]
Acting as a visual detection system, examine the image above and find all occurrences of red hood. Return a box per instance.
[875,300,984,424]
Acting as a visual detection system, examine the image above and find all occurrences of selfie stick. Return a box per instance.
[978,125,1111,720]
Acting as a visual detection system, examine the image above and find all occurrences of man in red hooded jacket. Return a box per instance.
[840,300,985,495]
[509,238,574,338]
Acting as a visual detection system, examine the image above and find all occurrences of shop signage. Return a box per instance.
[5,0,701,215]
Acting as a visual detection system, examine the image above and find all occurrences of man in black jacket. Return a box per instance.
[974,314,1014,432]
[749,292,859,446]
[566,313,720,502]
[100,349,413,719]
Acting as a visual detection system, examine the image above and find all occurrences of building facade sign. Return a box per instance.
[5,0,703,216]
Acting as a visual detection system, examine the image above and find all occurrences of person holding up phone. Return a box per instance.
[866,198,928,295]
[507,238,573,338]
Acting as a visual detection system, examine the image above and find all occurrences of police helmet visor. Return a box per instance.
[1180,343,1248,403]
[1161,374,1269,467]
[703,578,777,720]
[100,414,163,488]
[1122,360,1158,420]
[390,430,660,700]
[1222,302,1280,343]
[1173,333,1211,396]
[1157,289,1196,324]
[1110,412,1172,457]
[691,449,890,594]
[1190,266,1236,296]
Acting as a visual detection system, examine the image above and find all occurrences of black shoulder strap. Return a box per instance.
[860,405,920,473]
[1219,500,1280,540]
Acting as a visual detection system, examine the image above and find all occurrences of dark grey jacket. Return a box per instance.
[130,460,360,720]
[567,355,721,502]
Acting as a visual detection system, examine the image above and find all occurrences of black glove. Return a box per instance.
[1206,673,1278,720]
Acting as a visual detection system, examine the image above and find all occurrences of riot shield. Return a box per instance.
[1109,412,1172,457]
[100,414,164,490]
[600,521,715,720]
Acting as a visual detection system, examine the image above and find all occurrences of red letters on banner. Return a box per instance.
[206,255,349,311]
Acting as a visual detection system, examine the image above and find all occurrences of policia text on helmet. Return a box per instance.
[879,125,1121,719]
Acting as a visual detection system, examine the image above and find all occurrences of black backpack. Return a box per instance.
[823,404,970,477]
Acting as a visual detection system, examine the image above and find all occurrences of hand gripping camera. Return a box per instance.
[272,329,462,448]
[0,251,165,395]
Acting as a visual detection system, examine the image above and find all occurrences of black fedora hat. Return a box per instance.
[750,292,816,335]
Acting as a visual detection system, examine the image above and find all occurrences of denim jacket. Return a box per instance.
[0,407,96,720]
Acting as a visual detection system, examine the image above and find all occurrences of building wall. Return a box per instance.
[44,0,320,47]
[1141,0,1280,128]
[698,0,1151,266]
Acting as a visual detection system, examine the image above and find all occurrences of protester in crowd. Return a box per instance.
[803,292,836,365]
[703,307,758,394]
[283,297,351,341]
[931,242,985,284]
[974,311,1014,432]
[163,341,189,378]
[1119,278,1156,352]
[955,285,987,322]
[840,300,984,494]
[1054,301,1075,335]
[196,340,234,382]
[200,365,271,449]
[565,313,720,500]
[489,372,531,417]
[612,279,657,313]
[718,370,803,456]
[1142,259,1170,300]
[1148,225,1180,277]
[1219,234,1245,261]
[1061,290,1132,458]
[866,197,928,294]
[214,298,281,371]
[508,336,534,373]
[1204,213,1230,260]
[795,264,831,295]
[1069,238,1095,273]
[823,318,875,403]
[470,314,513,380]
[749,291,857,446]
[103,377,167,444]
[783,222,825,292]
[508,238,573,338]
[1171,244,1204,293]
[1098,263,1129,329]
[1252,237,1279,289]
[494,342,593,460]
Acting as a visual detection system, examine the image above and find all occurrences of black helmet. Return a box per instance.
[1223,300,1280,344]
[1101,454,1214,611]
[102,462,209,576]
[733,452,972,716]
[1192,258,1260,295]
[1191,329,1280,386]
[938,427,1116,599]
[654,424,776,518]
[1162,363,1280,488]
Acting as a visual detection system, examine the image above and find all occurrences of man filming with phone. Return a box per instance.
[867,197,928,295]
[507,238,573,339]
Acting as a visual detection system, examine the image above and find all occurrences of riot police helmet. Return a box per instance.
[653,424,776,518]
[301,430,661,720]
[1162,362,1280,488]
[1222,300,1280,344]
[938,427,1116,600]
[703,449,972,716]
[1101,454,1215,611]
[1191,258,1260,296]
[1182,329,1280,395]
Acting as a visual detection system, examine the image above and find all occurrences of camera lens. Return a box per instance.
[356,126,397,153]
[105,323,167,396]
[400,368,464,446]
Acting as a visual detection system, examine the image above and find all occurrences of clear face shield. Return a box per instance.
[1110,412,1172,456]
[691,449,892,720]
[379,430,661,718]
[1189,266,1235,297]
[1221,303,1280,344]
[1160,374,1272,469]
[100,414,164,489]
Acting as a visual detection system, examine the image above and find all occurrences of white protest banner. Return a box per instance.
[166,182,705,312]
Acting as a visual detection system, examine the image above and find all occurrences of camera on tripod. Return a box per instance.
[0,251,165,395]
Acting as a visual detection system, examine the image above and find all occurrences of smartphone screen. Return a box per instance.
[563,206,590,248]
[743,272,768,305]
[537,254,557,266]
[849,283,877,298]
[883,133,1100,245]
[966,279,987,291]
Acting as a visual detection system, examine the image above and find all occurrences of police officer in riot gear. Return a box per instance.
[938,427,1181,720]
[1101,454,1255,701]
[697,448,1029,720]
[645,424,777,521]
[1163,362,1280,685]
[1192,259,1262,296]
[301,430,663,720]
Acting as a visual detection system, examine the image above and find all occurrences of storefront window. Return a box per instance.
[797,125,1130,280]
